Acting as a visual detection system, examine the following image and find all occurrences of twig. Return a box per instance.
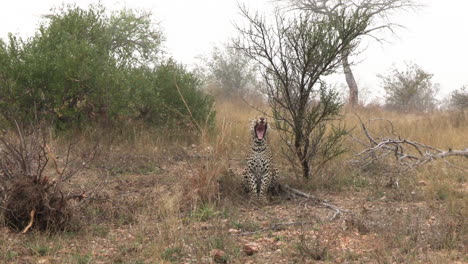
[443,160,468,171]
[233,220,316,236]
[77,170,110,204]
[173,78,203,134]
[45,144,62,175]
[0,205,12,212]
[282,184,349,220]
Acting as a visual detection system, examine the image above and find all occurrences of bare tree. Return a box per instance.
[283,0,417,107]
[234,6,363,179]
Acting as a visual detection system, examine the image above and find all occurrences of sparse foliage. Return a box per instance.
[449,85,468,110]
[0,122,97,232]
[283,0,418,106]
[205,45,261,98]
[379,63,438,112]
[234,6,359,179]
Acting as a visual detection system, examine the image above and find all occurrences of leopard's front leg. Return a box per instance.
[241,168,250,193]
[259,172,272,204]
[242,168,258,198]
[269,168,280,194]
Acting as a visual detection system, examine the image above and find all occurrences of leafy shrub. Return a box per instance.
[131,60,215,129]
[379,62,438,112]
[0,4,214,131]
[449,85,468,110]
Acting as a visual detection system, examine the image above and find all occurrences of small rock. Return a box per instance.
[418,180,427,186]
[261,237,275,243]
[411,191,416,196]
[228,228,240,234]
[243,242,259,256]
[200,223,212,230]
[191,144,197,148]
[37,259,48,264]
[210,249,226,263]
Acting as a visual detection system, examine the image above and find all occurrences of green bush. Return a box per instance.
[0,4,214,131]
[130,60,215,129]
[379,63,438,112]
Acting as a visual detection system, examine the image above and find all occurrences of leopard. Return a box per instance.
[242,117,279,203]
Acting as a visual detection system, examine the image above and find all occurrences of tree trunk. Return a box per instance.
[342,50,358,107]
[295,141,310,179]
[301,158,310,179]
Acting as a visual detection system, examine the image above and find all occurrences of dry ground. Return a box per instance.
[1,101,467,263]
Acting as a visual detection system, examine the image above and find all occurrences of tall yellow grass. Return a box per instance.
[214,99,467,192]
[215,99,467,166]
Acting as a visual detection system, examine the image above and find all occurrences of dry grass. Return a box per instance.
[0,99,467,263]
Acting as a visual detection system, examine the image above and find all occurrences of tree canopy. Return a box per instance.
[379,63,438,112]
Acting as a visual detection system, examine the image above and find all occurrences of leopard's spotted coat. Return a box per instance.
[242,117,278,203]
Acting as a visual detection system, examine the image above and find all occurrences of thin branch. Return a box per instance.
[233,220,316,236]
[283,184,349,220]
[173,78,203,134]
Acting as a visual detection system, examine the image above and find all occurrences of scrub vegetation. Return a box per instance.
[0,3,466,264]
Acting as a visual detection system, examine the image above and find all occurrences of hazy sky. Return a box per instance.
[1,0,467,101]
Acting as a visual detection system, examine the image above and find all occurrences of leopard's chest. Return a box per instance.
[247,151,271,176]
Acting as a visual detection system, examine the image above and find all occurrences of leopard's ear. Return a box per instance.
[249,118,257,129]
[267,121,273,130]
[267,119,275,130]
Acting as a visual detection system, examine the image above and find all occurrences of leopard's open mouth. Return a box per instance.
[255,119,267,140]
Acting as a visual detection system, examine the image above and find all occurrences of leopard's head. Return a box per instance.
[251,117,268,142]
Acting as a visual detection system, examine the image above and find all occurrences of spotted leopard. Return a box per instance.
[242,117,279,203]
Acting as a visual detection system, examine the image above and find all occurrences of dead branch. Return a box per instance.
[45,144,63,176]
[351,116,468,171]
[0,122,48,182]
[70,169,112,205]
[282,184,349,220]
[1,122,99,232]
[52,143,99,193]
[234,220,316,236]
